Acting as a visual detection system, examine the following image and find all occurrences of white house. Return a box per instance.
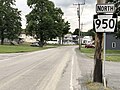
[82,36,93,44]
[19,34,36,43]
[63,34,78,44]
[47,37,59,44]
[47,34,78,45]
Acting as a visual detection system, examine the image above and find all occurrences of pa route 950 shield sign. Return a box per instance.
[93,14,117,32]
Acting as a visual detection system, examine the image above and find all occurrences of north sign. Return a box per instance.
[96,4,115,13]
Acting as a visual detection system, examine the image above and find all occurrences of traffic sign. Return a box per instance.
[93,14,117,32]
[96,4,115,13]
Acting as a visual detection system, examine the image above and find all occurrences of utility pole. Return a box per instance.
[74,1,85,50]
[78,4,81,50]
[81,23,84,38]
[93,0,106,83]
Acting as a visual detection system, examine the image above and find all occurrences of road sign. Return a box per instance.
[93,14,117,32]
[96,4,115,13]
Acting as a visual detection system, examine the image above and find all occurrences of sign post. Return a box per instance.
[103,32,106,87]
[94,4,117,87]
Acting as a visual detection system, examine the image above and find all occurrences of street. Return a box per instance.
[0,46,120,90]
[0,46,81,90]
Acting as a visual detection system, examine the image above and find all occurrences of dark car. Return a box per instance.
[30,42,40,47]
[85,44,95,48]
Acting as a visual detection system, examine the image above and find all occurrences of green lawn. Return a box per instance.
[81,48,95,54]
[106,50,120,54]
[106,56,120,62]
[0,43,72,53]
[81,48,120,62]
[0,45,53,53]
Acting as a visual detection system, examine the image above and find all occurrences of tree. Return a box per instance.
[87,29,95,40]
[6,8,22,42]
[73,28,79,35]
[73,28,95,40]
[61,21,70,44]
[107,0,120,38]
[26,0,70,46]
[0,0,22,45]
[26,0,57,46]
[115,21,120,38]
[73,28,83,36]
[107,0,120,15]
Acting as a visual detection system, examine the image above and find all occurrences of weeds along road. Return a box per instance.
[0,46,120,90]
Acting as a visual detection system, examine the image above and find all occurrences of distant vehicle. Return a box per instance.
[85,44,95,48]
[30,42,39,47]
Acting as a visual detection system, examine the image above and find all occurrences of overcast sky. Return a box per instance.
[16,0,96,32]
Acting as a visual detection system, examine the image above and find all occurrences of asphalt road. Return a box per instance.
[0,46,120,90]
[0,46,82,90]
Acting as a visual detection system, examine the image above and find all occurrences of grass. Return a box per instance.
[0,44,54,53]
[81,47,120,62]
[106,50,120,54]
[86,82,111,90]
[0,43,72,53]
[106,56,120,62]
[81,48,95,54]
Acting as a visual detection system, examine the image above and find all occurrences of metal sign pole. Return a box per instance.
[103,32,106,87]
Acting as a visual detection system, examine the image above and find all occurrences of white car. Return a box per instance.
[30,42,39,47]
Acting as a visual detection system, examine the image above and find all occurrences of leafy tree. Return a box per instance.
[73,28,79,35]
[72,28,83,36]
[6,8,21,42]
[0,0,22,45]
[26,0,57,47]
[61,21,70,44]
[26,0,70,46]
[107,0,120,15]
[115,21,120,38]
[107,0,120,38]
[73,28,95,40]
[87,29,95,40]
[62,21,70,36]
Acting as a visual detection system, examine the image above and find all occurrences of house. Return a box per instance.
[19,34,36,43]
[47,37,59,44]
[72,35,78,44]
[64,34,73,44]
[63,34,78,44]
[106,33,120,50]
[82,36,93,45]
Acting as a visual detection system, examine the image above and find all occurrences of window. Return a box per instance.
[112,42,116,48]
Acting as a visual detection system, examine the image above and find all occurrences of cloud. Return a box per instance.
[50,0,74,7]
[50,0,96,32]
[85,0,96,4]
[15,0,31,29]
[15,0,30,15]
[50,0,96,8]
[15,0,96,31]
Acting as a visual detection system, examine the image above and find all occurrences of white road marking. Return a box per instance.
[70,55,74,90]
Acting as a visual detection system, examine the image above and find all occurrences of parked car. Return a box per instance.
[85,44,95,48]
[30,42,40,47]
